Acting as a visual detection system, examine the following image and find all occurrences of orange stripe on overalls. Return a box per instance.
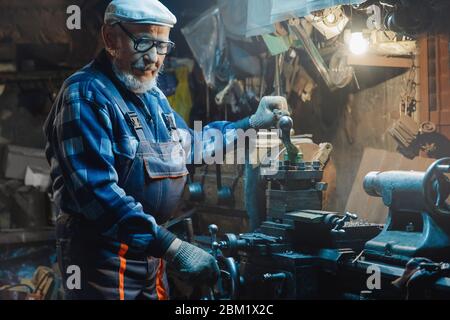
[156,259,168,300]
[118,243,128,300]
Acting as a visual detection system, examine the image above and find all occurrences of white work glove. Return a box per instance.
[249,96,290,129]
[164,238,220,286]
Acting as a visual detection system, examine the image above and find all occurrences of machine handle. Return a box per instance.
[208,224,219,258]
[331,212,358,234]
[423,157,450,217]
[278,115,301,163]
[206,224,240,300]
[183,218,194,243]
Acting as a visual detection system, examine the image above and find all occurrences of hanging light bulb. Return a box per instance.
[349,32,369,55]
[325,12,337,25]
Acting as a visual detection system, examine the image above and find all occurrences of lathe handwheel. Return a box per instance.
[423,157,450,217]
[212,255,239,300]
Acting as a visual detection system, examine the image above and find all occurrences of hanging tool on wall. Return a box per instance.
[399,56,418,117]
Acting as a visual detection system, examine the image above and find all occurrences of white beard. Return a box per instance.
[111,62,158,94]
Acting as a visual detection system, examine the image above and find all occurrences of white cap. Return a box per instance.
[104,0,177,27]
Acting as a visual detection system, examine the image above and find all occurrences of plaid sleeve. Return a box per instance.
[54,84,175,257]
[173,111,251,164]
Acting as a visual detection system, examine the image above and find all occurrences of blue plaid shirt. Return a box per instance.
[44,50,250,257]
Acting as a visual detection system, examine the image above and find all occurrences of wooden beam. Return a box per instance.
[0,70,75,84]
[418,36,430,124]
[347,54,413,68]
[0,228,55,245]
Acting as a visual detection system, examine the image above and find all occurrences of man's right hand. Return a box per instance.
[249,96,290,129]
[164,238,220,286]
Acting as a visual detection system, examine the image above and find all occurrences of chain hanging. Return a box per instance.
[400,55,418,117]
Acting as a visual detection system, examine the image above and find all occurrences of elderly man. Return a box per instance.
[44,0,288,300]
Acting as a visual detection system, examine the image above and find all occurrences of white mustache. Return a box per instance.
[112,62,158,94]
[132,57,158,72]
[133,64,158,72]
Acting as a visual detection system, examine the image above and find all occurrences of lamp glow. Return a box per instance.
[349,32,369,55]
[325,13,337,24]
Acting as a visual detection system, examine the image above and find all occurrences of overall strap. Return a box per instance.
[92,70,147,142]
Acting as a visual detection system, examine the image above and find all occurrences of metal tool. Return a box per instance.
[207,224,240,300]
[183,218,194,243]
[331,212,359,234]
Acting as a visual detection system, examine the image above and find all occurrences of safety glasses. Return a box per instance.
[115,22,175,55]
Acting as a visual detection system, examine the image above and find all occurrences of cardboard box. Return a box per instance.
[25,166,50,191]
[0,63,16,72]
[2,145,49,180]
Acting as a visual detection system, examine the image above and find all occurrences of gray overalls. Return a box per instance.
[56,67,188,300]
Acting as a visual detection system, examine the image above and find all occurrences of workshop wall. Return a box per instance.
[0,0,422,215]
[0,0,106,149]
[293,72,404,212]
[0,0,105,65]
[0,0,211,148]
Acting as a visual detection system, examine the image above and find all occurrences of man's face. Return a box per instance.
[104,23,171,90]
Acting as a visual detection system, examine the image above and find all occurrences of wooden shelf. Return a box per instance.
[0,227,55,245]
[0,70,75,83]
[347,54,413,68]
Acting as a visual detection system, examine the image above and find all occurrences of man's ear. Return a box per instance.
[101,24,117,52]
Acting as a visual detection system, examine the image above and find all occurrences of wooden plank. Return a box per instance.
[418,33,450,140]
[347,54,413,68]
[440,126,450,140]
[345,148,436,224]
[418,36,430,123]
[437,34,450,108]
[439,109,450,125]
[0,70,75,83]
[0,228,55,245]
